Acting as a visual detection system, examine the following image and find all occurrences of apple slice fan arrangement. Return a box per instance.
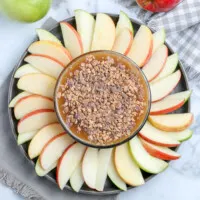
[8,10,193,193]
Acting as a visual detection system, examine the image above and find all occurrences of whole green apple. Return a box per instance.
[0,0,51,22]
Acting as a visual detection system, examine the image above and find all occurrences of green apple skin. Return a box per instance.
[0,0,51,22]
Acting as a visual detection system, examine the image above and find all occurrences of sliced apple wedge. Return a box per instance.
[152,28,166,54]
[57,143,86,190]
[139,121,180,147]
[96,148,112,191]
[17,109,58,134]
[28,123,64,159]
[116,11,134,36]
[127,25,153,67]
[35,159,57,177]
[28,41,72,66]
[9,91,31,107]
[70,163,84,193]
[60,22,83,58]
[91,13,115,51]
[150,90,191,115]
[150,70,181,102]
[107,150,127,191]
[75,9,95,53]
[14,64,40,78]
[17,130,37,145]
[167,129,193,142]
[36,28,62,45]
[17,74,56,98]
[82,148,98,189]
[115,143,144,186]
[129,136,168,174]
[39,133,74,170]
[112,28,133,55]
[149,113,193,132]
[140,138,180,160]
[152,53,178,82]
[24,54,64,79]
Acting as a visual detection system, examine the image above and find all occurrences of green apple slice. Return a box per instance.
[14,64,40,78]
[9,91,32,107]
[116,11,134,36]
[107,150,127,191]
[17,130,38,145]
[166,129,193,142]
[36,29,62,45]
[152,28,166,54]
[129,136,168,174]
[75,9,95,53]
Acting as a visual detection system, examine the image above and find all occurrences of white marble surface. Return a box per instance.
[0,0,200,199]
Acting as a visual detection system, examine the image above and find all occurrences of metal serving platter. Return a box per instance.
[8,14,190,195]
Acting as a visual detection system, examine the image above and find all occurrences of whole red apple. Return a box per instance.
[136,0,181,12]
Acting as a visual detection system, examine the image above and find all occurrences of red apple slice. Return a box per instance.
[96,148,112,191]
[25,54,64,79]
[17,109,58,134]
[143,45,168,81]
[14,64,40,78]
[17,130,38,145]
[139,121,180,147]
[9,91,31,107]
[149,113,193,132]
[152,28,166,54]
[127,25,153,67]
[91,13,115,51]
[112,28,133,55]
[39,133,74,170]
[28,123,64,159]
[140,138,180,160]
[60,22,83,58]
[28,41,72,66]
[57,143,86,190]
[150,70,181,102]
[114,143,144,186]
[129,136,168,173]
[14,94,54,119]
[150,90,191,115]
[17,74,56,98]
[82,148,98,189]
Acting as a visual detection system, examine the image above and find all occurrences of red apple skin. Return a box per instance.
[136,0,181,12]
[142,40,153,67]
[140,138,180,160]
[122,30,133,56]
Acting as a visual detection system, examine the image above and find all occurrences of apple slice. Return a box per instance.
[17,130,37,145]
[115,143,144,186]
[96,148,112,191]
[116,11,134,36]
[70,163,84,192]
[152,28,166,54]
[14,64,40,78]
[140,138,180,160]
[60,22,83,58]
[28,41,72,66]
[17,74,56,98]
[127,25,153,67]
[139,121,180,147]
[14,94,54,119]
[112,28,133,55]
[82,148,98,189]
[91,13,115,51]
[24,54,64,79]
[150,90,192,115]
[143,45,168,81]
[107,150,127,191]
[28,123,64,159]
[75,9,95,53]
[36,28,62,45]
[150,70,181,102]
[39,133,74,170]
[167,129,193,142]
[35,159,57,177]
[9,91,31,107]
[57,143,86,190]
[152,53,178,82]
[17,109,58,134]
[149,113,193,132]
[129,136,168,174]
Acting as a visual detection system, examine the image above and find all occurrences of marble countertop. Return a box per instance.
[0,0,200,199]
